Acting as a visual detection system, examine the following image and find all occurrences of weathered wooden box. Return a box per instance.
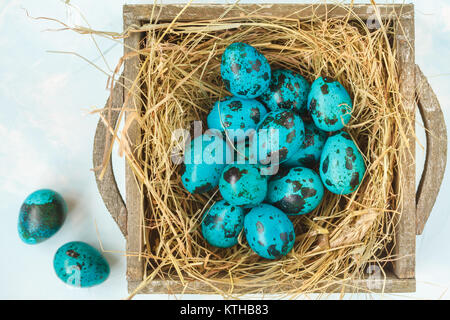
[93,3,447,295]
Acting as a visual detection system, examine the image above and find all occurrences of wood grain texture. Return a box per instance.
[93,75,127,237]
[124,9,145,285]
[415,65,448,235]
[128,272,415,295]
[392,16,416,279]
[123,3,414,23]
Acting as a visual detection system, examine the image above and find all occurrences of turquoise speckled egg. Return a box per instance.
[259,69,310,113]
[255,109,305,165]
[18,189,67,244]
[207,96,267,142]
[221,42,271,99]
[219,164,267,208]
[320,131,366,195]
[181,132,232,194]
[53,241,110,288]
[307,77,353,132]
[244,204,295,259]
[202,200,245,248]
[267,167,324,215]
[284,121,328,168]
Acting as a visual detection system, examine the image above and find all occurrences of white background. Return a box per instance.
[0,0,449,300]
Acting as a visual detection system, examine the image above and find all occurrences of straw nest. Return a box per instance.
[94,3,413,298]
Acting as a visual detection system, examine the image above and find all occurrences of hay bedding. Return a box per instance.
[93,3,410,298]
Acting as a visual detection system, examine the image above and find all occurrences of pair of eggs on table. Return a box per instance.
[17,189,110,288]
[220,42,353,132]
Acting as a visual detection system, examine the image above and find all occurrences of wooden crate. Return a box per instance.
[93,3,447,295]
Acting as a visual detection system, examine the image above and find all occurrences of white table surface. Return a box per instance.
[1,0,449,300]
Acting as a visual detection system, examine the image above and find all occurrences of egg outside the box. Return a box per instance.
[53,241,110,288]
[18,189,67,245]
